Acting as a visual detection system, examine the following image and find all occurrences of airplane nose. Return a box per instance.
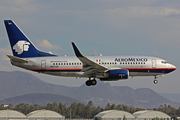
[171,64,176,70]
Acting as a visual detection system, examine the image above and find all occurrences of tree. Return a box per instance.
[123,115,127,120]
[111,104,116,110]
[52,102,59,112]
[105,103,111,110]
[85,101,95,119]
[15,103,30,115]
[58,103,68,117]
[47,103,53,110]
[8,104,13,109]
[76,103,85,118]
[94,106,103,116]
[116,104,123,110]
[70,102,78,118]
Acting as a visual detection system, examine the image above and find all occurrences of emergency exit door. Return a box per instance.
[152,59,156,68]
[41,60,46,69]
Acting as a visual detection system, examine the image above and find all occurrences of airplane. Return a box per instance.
[4,20,176,86]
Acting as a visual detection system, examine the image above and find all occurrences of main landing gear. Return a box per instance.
[86,78,97,86]
[153,76,158,84]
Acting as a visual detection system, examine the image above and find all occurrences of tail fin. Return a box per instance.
[4,20,56,58]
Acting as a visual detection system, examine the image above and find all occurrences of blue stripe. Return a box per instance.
[128,69,175,73]
[32,68,175,74]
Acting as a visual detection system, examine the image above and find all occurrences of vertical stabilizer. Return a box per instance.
[4,20,56,58]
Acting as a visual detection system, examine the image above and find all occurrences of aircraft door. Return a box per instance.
[152,59,156,68]
[41,60,46,69]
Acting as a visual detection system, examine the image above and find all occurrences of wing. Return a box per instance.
[7,55,29,63]
[71,42,108,77]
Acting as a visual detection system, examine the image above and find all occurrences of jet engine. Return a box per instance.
[100,69,129,81]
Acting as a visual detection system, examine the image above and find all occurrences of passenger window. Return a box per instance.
[61,63,63,65]
[67,63,68,65]
[77,63,79,65]
[59,63,60,65]
[72,63,73,65]
[64,63,66,65]
[53,63,55,65]
[56,63,57,65]
[74,63,76,65]
[115,62,117,64]
[69,63,71,65]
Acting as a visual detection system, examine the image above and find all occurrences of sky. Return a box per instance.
[0,0,180,93]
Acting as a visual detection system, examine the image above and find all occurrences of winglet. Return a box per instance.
[71,42,83,57]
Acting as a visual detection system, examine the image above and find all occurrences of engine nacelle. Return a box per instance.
[100,69,129,81]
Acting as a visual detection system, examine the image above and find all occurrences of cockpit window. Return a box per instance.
[161,61,168,64]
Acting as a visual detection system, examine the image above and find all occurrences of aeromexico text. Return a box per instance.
[115,58,148,62]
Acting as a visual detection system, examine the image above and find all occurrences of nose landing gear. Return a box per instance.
[153,79,158,84]
[153,76,158,84]
[86,78,97,86]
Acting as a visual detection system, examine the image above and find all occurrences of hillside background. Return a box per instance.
[0,71,179,108]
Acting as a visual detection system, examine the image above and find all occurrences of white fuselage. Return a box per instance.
[12,55,176,79]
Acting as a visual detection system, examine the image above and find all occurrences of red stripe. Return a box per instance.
[30,68,83,71]
[122,68,176,70]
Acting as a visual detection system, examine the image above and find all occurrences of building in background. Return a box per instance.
[133,110,171,120]
[27,109,65,120]
[0,109,172,120]
[0,109,27,120]
[94,110,135,120]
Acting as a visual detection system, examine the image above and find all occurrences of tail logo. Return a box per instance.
[13,41,30,54]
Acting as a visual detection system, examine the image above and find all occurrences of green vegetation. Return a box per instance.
[152,117,172,120]
[0,101,180,119]
[123,115,127,120]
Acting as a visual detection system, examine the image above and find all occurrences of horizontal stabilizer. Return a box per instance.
[7,55,29,63]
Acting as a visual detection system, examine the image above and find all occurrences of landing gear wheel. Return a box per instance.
[91,79,97,86]
[154,80,158,84]
[86,80,91,86]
